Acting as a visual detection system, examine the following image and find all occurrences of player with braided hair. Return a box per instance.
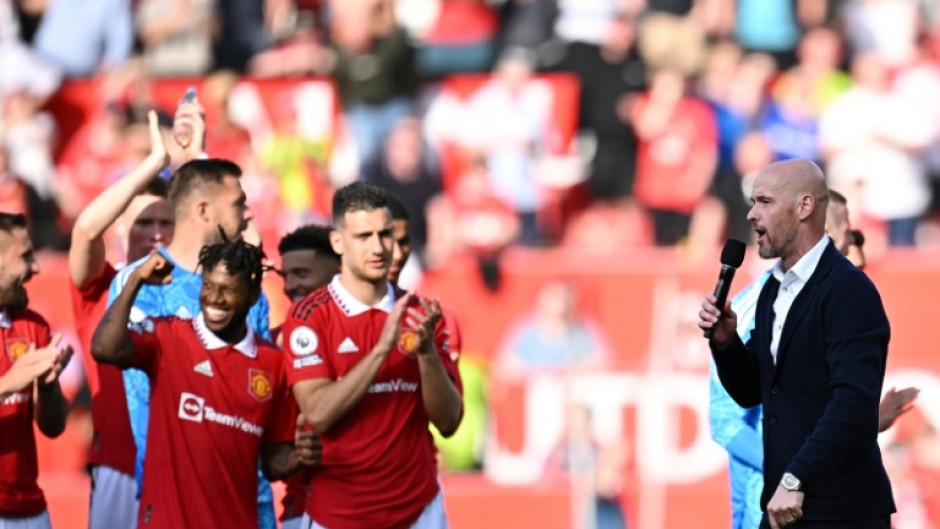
[197,238,266,291]
[91,240,320,529]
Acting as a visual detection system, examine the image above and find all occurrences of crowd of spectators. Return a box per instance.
[3,0,940,272]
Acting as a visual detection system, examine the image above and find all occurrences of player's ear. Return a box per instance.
[798,194,815,220]
[195,197,211,224]
[330,228,344,256]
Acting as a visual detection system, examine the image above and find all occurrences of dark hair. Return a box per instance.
[331,181,389,226]
[278,224,339,260]
[0,212,27,234]
[141,177,169,199]
[828,189,848,206]
[850,229,865,248]
[167,159,242,214]
[385,193,410,222]
[198,239,265,291]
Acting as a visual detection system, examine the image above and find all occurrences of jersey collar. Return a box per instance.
[327,274,396,316]
[192,312,257,358]
[0,309,9,329]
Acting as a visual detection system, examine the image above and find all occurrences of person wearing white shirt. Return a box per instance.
[700,159,894,529]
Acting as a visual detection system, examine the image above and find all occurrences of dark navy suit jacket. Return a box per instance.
[712,240,895,521]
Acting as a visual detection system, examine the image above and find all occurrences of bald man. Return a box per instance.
[699,160,895,529]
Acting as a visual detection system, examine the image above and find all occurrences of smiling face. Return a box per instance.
[199,261,258,342]
[0,227,38,308]
[747,171,799,260]
[280,249,338,302]
[331,208,393,285]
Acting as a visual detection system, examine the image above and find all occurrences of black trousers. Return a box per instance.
[759,516,890,529]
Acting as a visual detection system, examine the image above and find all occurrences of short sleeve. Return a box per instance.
[30,313,51,348]
[281,312,334,385]
[127,318,162,375]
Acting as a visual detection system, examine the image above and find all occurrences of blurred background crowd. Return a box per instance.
[6,0,940,528]
[7,0,940,269]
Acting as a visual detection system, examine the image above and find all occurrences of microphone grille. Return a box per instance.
[720,239,746,268]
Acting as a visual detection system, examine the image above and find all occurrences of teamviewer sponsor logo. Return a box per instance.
[177,392,264,436]
[178,392,205,422]
[367,378,419,394]
[1,391,30,406]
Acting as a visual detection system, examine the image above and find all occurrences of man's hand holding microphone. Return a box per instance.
[698,239,746,347]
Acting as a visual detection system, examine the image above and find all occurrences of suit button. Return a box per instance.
[771,386,779,394]
[769,417,776,426]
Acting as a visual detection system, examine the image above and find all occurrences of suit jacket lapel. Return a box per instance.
[774,242,840,374]
[757,275,780,366]
[775,281,818,368]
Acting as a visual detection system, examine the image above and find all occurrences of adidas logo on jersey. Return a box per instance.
[338,337,359,354]
[193,360,214,378]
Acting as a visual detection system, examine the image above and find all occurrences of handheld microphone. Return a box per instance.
[704,239,747,339]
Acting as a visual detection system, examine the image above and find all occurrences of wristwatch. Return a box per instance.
[780,472,802,491]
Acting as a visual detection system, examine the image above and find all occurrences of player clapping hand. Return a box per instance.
[35,333,73,390]
[406,298,443,355]
[0,339,62,400]
[375,293,414,354]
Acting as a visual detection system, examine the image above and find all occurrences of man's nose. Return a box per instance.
[372,235,386,253]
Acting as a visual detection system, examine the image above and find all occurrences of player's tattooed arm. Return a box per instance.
[92,279,140,368]
[260,414,322,479]
[260,443,302,480]
[93,254,172,368]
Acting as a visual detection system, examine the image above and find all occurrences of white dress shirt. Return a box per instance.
[769,235,829,362]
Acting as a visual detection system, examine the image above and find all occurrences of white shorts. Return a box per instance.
[89,465,138,529]
[0,510,50,529]
[301,490,447,529]
[281,517,303,529]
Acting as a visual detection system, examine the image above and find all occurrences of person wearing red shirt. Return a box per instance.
[385,194,462,362]
[91,240,319,529]
[283,182,463,529]
[273,224,339,529]
[68,110,177,529]
[0,213,73,529]
[277,225,342,308]
[630,68,718,245]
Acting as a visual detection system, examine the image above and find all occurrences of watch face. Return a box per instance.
[782,474,800,490]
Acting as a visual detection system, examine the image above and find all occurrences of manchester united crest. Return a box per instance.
[398,330,420,356]
[5,339,29,361]
[248,369,273,402]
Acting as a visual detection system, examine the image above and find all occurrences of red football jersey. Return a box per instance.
[128,314,295,529]
[441,306,462,363]
[69,263,136,476]
[0,308,51,516]
[282,277,463,529]
[272,324,313,523]
[280,456,309,522]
